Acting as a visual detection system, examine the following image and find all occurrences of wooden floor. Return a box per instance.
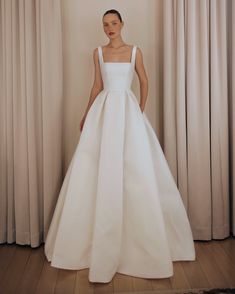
[0,237,235,294]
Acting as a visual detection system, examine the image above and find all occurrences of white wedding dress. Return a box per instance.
[44,45,196,283]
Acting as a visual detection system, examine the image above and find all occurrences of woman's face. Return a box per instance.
[102,13,123,39]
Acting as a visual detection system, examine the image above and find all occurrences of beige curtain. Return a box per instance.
[0,0,63,247]
[231,0,235,236]
[231,0,235,235]
[163,0,235,239]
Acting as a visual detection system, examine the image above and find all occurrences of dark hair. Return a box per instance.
[103,9,123,23]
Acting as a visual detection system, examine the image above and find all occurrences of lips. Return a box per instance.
[109,32,115,35]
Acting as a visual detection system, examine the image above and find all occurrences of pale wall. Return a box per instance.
[61,0,163,168]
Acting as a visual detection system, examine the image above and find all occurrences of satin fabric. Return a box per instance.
[44,45,195,283]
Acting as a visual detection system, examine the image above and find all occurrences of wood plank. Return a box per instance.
[74,268,94,294]
[35,259,59,294]
[113,272,133,292]
[132,276,153,291]
[54,269,77,294]
[207,239,235,287]
[0,244,31,294]
[151,276,171,291]
[17,245,45,294]
[93,279,114,294]
[0,243,17,282]
[170,261,190,289]
[195,242,228,288]
[220,237,235,264]
[181,242,210,289]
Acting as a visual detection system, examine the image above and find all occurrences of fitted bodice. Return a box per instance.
[98,45,137,91]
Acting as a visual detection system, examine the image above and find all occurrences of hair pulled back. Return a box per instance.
[103,9,123,23]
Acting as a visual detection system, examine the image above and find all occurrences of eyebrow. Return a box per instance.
[103,20,118,24]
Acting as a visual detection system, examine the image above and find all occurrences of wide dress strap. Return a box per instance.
[131,45,137,67]
[98,46,103,64]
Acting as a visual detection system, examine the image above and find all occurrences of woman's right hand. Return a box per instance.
[79,115,86,132]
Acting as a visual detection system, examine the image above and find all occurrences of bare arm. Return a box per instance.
[82,48,103,118]
[135,47,148,113]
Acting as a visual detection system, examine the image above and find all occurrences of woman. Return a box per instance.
[44,9,196,283]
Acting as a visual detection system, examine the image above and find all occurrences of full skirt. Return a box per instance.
[44,89,196,283]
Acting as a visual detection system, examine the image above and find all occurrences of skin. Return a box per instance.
[80,13,148,132]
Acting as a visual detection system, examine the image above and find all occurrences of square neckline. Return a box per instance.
[100,45,135,64]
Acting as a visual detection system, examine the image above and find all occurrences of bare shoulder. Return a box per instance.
[92,47,100,62]
[135,46,144,63]
[135,46,143,56]
[93,47,99,56]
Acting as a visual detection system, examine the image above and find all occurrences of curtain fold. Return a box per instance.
[231,0,235,236]
[0,0,63,247]
[163,0,234,240]
[210,0,230,239]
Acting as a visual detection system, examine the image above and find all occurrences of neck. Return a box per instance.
[108,36,126,48]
